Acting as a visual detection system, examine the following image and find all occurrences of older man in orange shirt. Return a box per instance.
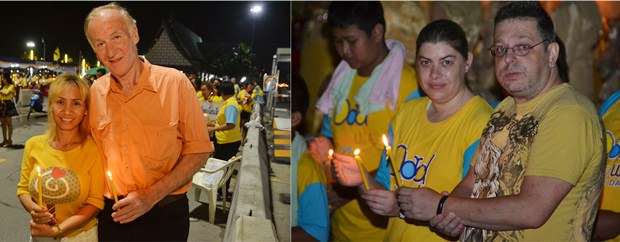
[84,3,213,241]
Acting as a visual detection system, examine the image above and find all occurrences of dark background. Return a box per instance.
[0,1,290,72]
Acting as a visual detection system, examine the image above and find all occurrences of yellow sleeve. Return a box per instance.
[17,138,36,197]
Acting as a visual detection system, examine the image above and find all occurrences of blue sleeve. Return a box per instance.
[462,140,479,178]
[319,115,333,139]
[224,105,238,124]
[601,91,620,116]
[374,124,394,189]
[298,182,330,242]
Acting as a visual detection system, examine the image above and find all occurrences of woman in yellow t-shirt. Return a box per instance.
[211,85,223,103]
[334,19,492,241]
[17,74,104,241]
[0,73,19,147]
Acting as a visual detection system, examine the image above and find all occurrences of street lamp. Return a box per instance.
[250,4,262,50]
[27,41,35,60]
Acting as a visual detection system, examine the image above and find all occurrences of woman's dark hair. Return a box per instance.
[327,1,385,37]
[416,19,469,60]
[219,81,235,96]
[1,72,13,87]
[494,1,555,48]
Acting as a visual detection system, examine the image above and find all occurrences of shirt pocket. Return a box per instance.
[139,124,181,171]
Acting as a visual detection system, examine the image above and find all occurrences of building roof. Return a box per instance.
[144,17,204,72]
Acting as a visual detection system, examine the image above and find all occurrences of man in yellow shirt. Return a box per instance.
[400,2,604,241]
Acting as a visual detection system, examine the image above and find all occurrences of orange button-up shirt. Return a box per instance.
[89,58,213,198]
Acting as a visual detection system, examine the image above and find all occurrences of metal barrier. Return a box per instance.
[224,103,278,241]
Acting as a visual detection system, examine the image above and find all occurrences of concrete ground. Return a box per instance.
[265,99,292,242]
[0,106,226,241]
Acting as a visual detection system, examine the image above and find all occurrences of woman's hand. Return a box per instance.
[332,153,363,187]
[30,204,54,224]
[362,189,400,216]
[29,220,57,238]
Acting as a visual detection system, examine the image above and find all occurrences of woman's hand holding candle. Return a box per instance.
[382,134,401,187]
[332,152,366,187]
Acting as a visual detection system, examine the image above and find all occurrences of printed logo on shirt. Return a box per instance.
[605,130,620,187]
[333,99,368,126]
[30,167,81,204]
[606,130,620,160]
[396,143,435,187]
[608,164,620,187]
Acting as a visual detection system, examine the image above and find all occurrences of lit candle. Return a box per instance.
[353,149,370,191]
[107,171,119,204]
[382,134,400,187]
[328,149,334,183]
[36,166,43,207]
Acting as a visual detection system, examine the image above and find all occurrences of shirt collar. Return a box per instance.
[94,56,157,96]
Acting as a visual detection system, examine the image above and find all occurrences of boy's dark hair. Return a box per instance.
[219,81,235,96]
[416,19,469,60]
[327,1,385,37]
[494,2,555,48]
[555,35,569,83]
[292,74,309,116]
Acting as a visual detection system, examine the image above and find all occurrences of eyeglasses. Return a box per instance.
[488,39,549,57]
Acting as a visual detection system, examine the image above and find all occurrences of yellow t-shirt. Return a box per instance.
[17,135,104,238]
[197,90,205,102]
[0,84,15,100]
[330,63,419,241]
[211,95,223,103]
[463,83,604,241]
[215,96,242,144]
[237,89,253,113]
[381,96,491,241]
[600,91,620,242]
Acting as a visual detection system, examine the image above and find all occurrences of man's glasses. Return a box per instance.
[488,39,549,57]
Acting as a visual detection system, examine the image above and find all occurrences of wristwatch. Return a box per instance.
[52,225,62,239]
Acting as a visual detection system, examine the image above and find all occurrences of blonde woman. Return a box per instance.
[17,73,104,241]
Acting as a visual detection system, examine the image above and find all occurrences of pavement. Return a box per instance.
[0,105,225,241]
[269,102,292,242]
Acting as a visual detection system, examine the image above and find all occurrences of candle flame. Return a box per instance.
[354,148,360,156]
[36,165,41,173]
[328,149,334,156]
[382,134,389,146]
[107,170,112,178]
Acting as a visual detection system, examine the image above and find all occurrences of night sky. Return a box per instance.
[0,1,290,72]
